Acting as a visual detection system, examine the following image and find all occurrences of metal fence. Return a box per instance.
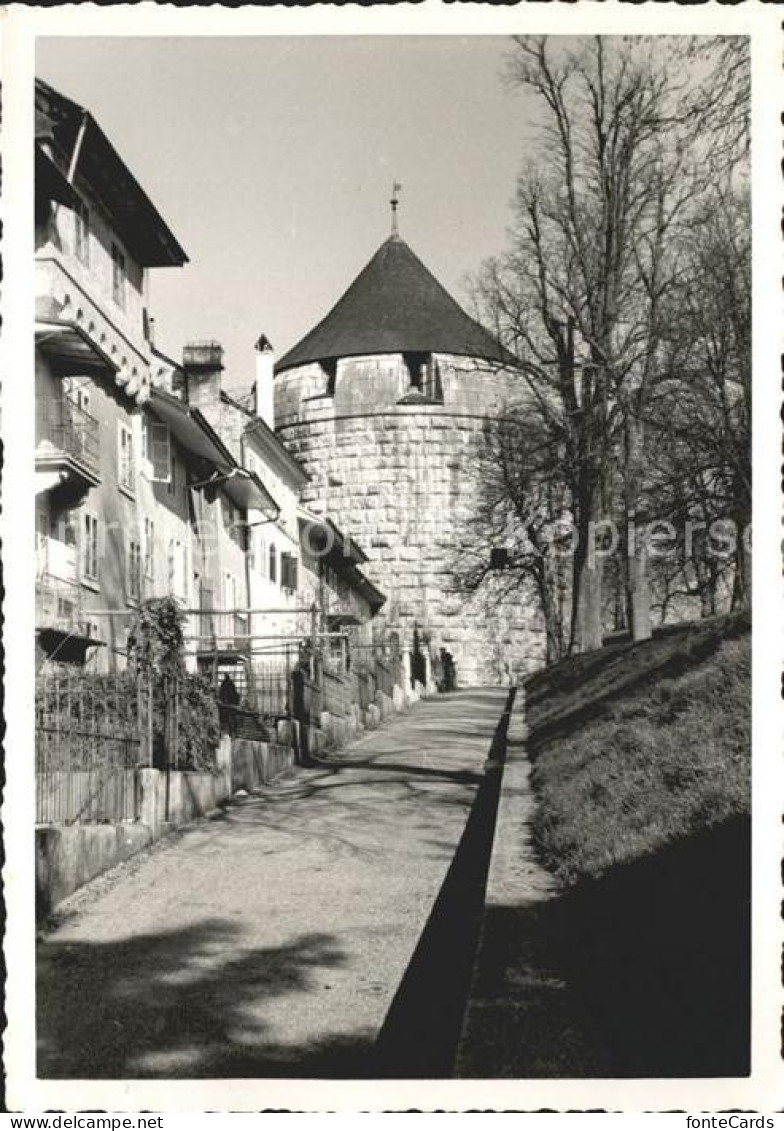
[35,671,143,824]
[247,663,291,718]
[202,639,406,731]
[375,656,399,699]
[35,668,222,823]
[291,669,322,727]
[194,610,249,653]
[321,667,353,718]
[352,666,376,712]
[206,658,294,720]
[346,650,404,714]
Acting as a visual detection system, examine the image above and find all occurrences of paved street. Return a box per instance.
[37,688,509,1079]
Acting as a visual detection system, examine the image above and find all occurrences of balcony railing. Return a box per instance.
[36,396,100,482]
[195,611,249,653]
[37,533,78,586]
[36,573,88,636]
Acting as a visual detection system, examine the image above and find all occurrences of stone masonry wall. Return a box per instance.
[277,395,546,686]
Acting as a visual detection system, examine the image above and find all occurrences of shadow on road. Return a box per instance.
[552,813,751,1078]
[458,814,750,1078]
[37,674,748,1080]
[38,921,375,1078]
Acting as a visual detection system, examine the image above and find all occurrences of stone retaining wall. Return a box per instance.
[35,733,296,919]
[35,822,154,920]
[36,666,430,919]
[231,739,295,793]
[315,676,432,751]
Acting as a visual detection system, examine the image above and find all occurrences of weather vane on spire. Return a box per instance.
[390,181,402,237]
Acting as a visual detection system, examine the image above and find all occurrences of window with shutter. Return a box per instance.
[150,423,171,482]
[281,552,299,592]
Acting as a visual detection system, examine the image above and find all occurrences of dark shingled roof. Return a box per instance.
[276,235,518,373]
[36,79,188,269]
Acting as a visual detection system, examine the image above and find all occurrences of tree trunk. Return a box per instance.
[538,566,565,666]
[573,552,604,653]
[613,564,627,633]
[699,562,718,618]
[626,539,652,641]
[731,512,750,611]
[570,501,604,654]
[623,416,652,642]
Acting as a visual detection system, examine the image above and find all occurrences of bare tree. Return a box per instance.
[672,37,750,178]
[450,407,571,665]
[476,36,702,651]
[644,185,751,613]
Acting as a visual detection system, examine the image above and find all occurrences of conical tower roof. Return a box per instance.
[276,235,517,373]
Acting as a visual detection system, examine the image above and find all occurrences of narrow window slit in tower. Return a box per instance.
[321,358,338,397]
[402,351,443,404]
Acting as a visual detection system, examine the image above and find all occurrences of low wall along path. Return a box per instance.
[37,689,510,1079]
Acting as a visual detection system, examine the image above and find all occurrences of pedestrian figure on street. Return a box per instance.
[218,673,240,706]
[440,648,456,692]
[432,648,444,692]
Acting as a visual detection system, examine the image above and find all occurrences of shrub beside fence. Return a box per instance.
[36,644,412,827]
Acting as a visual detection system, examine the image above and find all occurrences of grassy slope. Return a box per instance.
[521,613,751,1076]
[524,612,750,886]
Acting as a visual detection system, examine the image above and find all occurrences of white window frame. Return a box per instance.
[118,422,135,494]
[63,378,91,415]
[167,448,178,497]
[142,418,171,483]
[82,511,100,583]
[143,517,155,582]
[169,538,189,602]
[127,536,142,602]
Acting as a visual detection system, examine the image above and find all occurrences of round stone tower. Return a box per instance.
[274,232,546,685]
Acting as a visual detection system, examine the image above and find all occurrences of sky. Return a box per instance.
[36,36,538,389]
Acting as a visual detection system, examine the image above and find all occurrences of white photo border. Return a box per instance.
[2,1,780,1113]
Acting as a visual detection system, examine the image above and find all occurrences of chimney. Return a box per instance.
[253,334,275,429]
[182,341,224,431]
